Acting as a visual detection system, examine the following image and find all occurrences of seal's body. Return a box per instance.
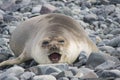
[0,13,98,67]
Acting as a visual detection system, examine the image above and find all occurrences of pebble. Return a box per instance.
[95,60,116,70]
[81,71,98,78]
[0,12,3,22]
[40,4,57,14]
[84,13,98,23]
[99,46,115,54]
[70,77,79,80]
[5,65,25,76]
[86,52,120,69]
[33,75,56,80]
[107,36,120,47]
[0,66,24,80]
[2,76,19,80]
[55,70,73,79]
[29,63,68,75]
[99,69,120,78]
[45,66,62,74]
[73,51,87,67]
[32,5,42,14]
[58,77,69,80]
[20,71,35,80]
[110,29,120,35]
[69,67,79,75]
[75,67,98,78]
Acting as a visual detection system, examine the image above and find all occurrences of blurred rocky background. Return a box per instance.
[0,0,120,80]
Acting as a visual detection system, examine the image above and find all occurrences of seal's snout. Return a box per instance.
[49,45,61,63]
[50,45,59,51]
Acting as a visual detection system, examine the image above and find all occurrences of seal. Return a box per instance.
[0,13,99,67]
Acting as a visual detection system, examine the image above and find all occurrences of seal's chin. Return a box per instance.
[48,52,61,63]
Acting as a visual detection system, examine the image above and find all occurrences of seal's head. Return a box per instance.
[32,24,80,64]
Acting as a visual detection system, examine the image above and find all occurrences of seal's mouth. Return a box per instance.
[48,52,61,63]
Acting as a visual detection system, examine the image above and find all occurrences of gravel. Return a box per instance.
[0,0,120,79]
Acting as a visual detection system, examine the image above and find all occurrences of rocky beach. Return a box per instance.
[0,0,120,80]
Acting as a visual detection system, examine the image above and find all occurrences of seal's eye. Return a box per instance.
[58,40,64,44]
[42,41,49,45]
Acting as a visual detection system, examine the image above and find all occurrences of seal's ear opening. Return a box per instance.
[48,52,61,63]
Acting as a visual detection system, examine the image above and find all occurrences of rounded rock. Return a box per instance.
[20,71,35,80]
[33,75,56,80]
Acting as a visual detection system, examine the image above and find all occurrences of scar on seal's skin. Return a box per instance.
[0,13,99,67]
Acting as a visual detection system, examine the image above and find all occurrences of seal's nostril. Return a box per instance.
[50,45,58,51]
[50,47,56,51]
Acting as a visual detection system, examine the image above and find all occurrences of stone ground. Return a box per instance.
[0,0,120,80]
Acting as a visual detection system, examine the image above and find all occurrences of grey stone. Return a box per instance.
[29,63,68,75]
[63,71,73,77]
[81,71,98,78]
[108,0,120,4]
[0,66,24,79]
[55,71,73,79]
[58,77,69,80]
[107,36,120,47]
[95,60,116,70]
[110,29,120,35]
[97,41,106,47]
[50,1,65,7]
[69,67,79,75]
[75,67,98,78]
[53,72,65,79]
[20,71,35,80]
[99,46,115,54]
[73,51,87,67]
[3,14,18,22]
[86,52,120,69]
[105,34,114,39]
[117,47,120,53]
[99,69,120,78]
[0,52,10,62]
[104,5,115,15]
[0,37,9,46]
[103,28,112,35]
[100,24,107,29]
[5,65,24,76]
[7,26,16,34]
[0,0,20,11]
[70,77,79,80]
[84,13,98,23]
[102,39,110,45]
[2,75,19,80]
[33,75,56,80]
[0,12,3,22]
[18,0,31,7]
[50,72,59,77]
[0,9,5,15]
[45,66,62,74]
[53,7,73,17]
[32,5,42,13]
[40,4,57,14]
[115,78,120,80]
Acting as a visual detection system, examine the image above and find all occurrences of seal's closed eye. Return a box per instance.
[42,41,49,45]
[58,40,64,44]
